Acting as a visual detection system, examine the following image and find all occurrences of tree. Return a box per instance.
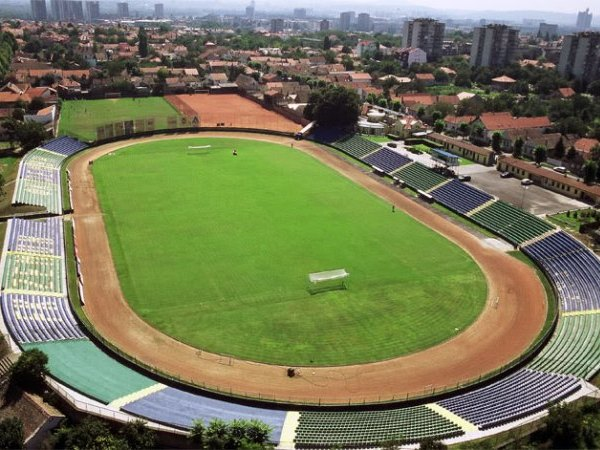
[588,80,600,97]
[304,85,360,127]
[513,136,524,158]
[419,438,448,449]
[567,146,578,160]
[138,27,148,58]
[13,120,48,151]
[10,348,48,391]
[323,35,331,50]
[433,119,444,133]
[543,402,584,449]
[189,420,205,446]
[0,417,24,449]
[458,122,469,136]
[52,418,127,450]
[433,69,449,84]
[431,110,443,123]
[28,97,45,112]
[533,145,547,165]
[119,420,156,449]
[591,144,600,162]
[205,418,229,450]
[554,137,566,160]
[491,131,502,152]
[583,160,598,185]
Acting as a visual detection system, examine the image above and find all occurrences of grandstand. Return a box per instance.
[438,369,581,430]
[523,231,600,311]
[122,387,286,436]
[392,162,447,192]
[530,314,600,379]
[294,406,463,448]
[332,134,381,159]
[470,201,555,245]
[1,294,85,343]
[363,147,412,173]
[12,137,87,214]
[430,180,494,215]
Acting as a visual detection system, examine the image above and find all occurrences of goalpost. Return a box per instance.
[307,269,350,294]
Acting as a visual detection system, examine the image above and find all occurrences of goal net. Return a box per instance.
[307,269,350,294]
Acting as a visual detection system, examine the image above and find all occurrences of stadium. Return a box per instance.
[1,94,599,448]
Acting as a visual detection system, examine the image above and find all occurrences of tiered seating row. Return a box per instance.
[6,217,64,257]
[438,369,581,430]
[332,134,381,159]
[471,201,555,245]
[13,149,65,214]
[523,231,600,312]
[1,253,64,295]
[122,387,286,439]
[430,179,494,215]
[294,406,463,448]
[1,293,85,343]
[530,314,600,379]
[363,147,412,173]
[393,162,447,192]
[39,136,89,156]
[12,138,86,214]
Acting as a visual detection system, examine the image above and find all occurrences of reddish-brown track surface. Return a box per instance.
[69,132,547,405]
[165,94,300,133]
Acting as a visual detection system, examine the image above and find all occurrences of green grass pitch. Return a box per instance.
[93,138,487,366]
[59,98,181,142]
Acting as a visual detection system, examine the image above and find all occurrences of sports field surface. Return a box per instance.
[165,94,300,133]
[59,98,181,141]
[93,137,486,366]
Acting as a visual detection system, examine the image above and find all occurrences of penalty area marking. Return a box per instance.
[187,145,212,149]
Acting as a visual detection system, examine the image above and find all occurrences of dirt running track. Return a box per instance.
[69,132,547,405]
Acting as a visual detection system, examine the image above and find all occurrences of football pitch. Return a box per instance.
[92,137,487,366]
[59,98,181,142]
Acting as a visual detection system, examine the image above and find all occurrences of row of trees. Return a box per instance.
[0,32,17,81]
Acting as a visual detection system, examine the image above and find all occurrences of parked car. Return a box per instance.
[387,142,397,148]
[521,178,533,186]
[458,175,471,182]
[553,166,568,174]
[500,171,512,178]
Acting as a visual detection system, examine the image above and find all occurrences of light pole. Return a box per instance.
[520,185,529,210]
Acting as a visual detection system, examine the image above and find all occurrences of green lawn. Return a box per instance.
[59,98,181,142]
[362,135,391,143]
[93,138,487,366]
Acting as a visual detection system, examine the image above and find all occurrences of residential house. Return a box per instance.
[474,112,552,144]
[491,75,516,90]
[356,40,378,57]
[394,47,427,68]
[414,73,435,86]
[574,138,600,160]
[443,115,477,133]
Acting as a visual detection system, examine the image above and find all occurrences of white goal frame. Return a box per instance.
[307,269,350,294]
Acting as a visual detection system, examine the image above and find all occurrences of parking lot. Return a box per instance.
[464,166,588,216]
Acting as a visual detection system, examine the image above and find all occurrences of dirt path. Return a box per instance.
[68,132,547,405]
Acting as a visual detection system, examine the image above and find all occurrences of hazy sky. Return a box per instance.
[411,0,596,14]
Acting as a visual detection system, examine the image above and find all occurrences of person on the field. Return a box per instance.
[232,149,238,156]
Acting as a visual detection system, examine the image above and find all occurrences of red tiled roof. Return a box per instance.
[574,138,600,154]
[558,87,576,98]
[444,115,477,125]
[479,112,551,131]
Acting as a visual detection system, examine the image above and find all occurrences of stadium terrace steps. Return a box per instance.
[39,136,89,156]
[470,201,555,245]
[294,406,464,448]
[121,387,287,440]
[465,198,496,217]
[22,339,156,404]
[438,369,582,430]
[522,231,600,312]
[392,162,447,192]
[529,314,600,379]
[426,403,478,432]
[362,147,412,173]
[12,138,87,214]
[1,294,86,343]
[520,228,560,248]
[430,180,494,215]
[331,134,381,159]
